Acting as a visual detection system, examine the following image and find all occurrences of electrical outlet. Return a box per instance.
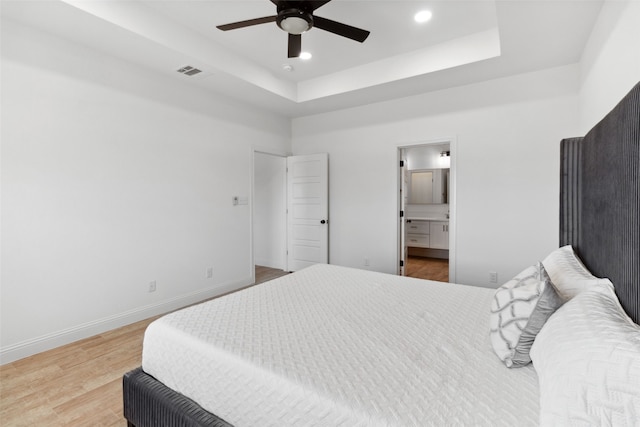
[148,280,157,293]
[207,267,214,279]
[489,271,498,284]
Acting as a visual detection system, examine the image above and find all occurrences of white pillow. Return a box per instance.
[490,263,564,368]
[542,245,613,299]
[530,285,640,425]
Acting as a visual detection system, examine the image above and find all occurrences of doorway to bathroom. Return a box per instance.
[398,140,455,282]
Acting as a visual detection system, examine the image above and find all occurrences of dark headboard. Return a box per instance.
[560,81,640,325]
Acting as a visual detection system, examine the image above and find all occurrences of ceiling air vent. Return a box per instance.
[176,65,202,76]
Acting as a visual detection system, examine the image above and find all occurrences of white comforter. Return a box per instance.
[143,264,539,426]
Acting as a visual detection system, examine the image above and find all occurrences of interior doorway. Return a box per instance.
[398,140,456,283]
[252,151,330,282]
[253,151,288,278]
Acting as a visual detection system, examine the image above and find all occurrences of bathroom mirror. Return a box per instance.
[409,169,449,204]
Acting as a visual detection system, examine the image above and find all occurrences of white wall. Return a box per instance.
[0,20,290,363]
[292,66,580,287]
[254,152,287,270]
[579,0,640,132]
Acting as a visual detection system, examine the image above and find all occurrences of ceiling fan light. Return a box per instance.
[277,9,313,35]
[280,16,311,34]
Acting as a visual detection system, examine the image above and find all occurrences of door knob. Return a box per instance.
[320,220,326,224]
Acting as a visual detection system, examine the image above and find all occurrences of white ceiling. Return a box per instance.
[1,0,603,117]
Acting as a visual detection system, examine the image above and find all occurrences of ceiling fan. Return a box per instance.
[216,0,370,58]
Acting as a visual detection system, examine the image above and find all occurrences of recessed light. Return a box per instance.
[299,52,312,60]
[414,10,432,23]
[282,64,294,72]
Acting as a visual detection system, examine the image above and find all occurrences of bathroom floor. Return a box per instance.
[405,256,449,282]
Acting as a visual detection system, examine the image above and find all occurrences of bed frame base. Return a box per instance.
[123,367,232,427]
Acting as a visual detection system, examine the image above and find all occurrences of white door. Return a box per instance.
[287,153,329,271]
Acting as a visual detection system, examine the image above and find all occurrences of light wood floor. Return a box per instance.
[0,266,288,427]
[405,256,449,282]
[255,264,290,283]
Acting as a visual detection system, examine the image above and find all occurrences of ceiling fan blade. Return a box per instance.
[217,16,276,31]
[288,33,302,58]
[313,15,370,42]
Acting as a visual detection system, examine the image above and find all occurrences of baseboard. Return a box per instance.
[0,277,252,365]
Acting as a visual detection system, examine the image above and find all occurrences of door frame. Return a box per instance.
[397,137,457,283]
[251,148,290,284]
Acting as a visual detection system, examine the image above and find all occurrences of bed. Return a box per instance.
[123,81,640,426]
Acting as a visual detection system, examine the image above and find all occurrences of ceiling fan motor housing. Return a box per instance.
[277,9,313,35]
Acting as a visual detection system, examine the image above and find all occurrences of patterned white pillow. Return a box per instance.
[490,263,564,368]
[542,245,613,299]
[530,285,640,425]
